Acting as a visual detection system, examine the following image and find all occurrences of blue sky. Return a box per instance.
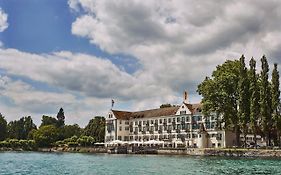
[0,0,280,126]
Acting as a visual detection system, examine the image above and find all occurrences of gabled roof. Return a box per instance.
[131,106,180,119]
[112,106,179,120]
[111,110,132,120]
[111,103,202,120]
[183,103,202,114]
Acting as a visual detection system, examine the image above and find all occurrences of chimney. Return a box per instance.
[184,90,189,104]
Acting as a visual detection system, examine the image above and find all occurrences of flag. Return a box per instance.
[111,99,115,108]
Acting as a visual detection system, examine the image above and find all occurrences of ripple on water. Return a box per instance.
[1,152,281,175]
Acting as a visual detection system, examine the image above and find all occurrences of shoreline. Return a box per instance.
[3,147,281,158]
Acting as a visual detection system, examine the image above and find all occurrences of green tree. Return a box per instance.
[83,116,105,143]
[33,125,59,147]
[62,124,82,139]
[7,116,36,140]
[22,116,37,139]
[198,60,241,146]
[249,58,260,148]
[56,108,65,127]
[40,115,57,127]
[271,63,280,145]
[238,55,250,147]
[260,55,272,146]
[0,113,7,141]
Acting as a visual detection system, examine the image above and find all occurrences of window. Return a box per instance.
[119,126,122,131]
[143,121,146,125]
[177,117,180,122]
[181,117,185,122]
[160,119,163,124]
[164,119,167,123]
[173,118,176,122]
[125,126,129,131]
[180,111,186,115]
[168,118,171,123]
[135,121,138,125]
[151,120,154,124]
[124,136,129,141]
[186,116,190,122]
[139,121,142,125]
[119,120,122,124]
[198,116,202,121]
[125,121,129,125]
[118,136,122,140]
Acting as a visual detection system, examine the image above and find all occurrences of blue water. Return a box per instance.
[0,152,281,175]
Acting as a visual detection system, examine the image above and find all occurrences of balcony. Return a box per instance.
[167,129,172,133]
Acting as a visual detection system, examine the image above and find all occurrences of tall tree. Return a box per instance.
[0,113,7,141]
[238,55,250,147]
[83,116,105,143]
[56,108,65,127]
[40,115,57,127]
[7,116,36,140]
[260,55,272,146]
[271,63,280,145]
[249,58,260,147]
[198,60,241,146]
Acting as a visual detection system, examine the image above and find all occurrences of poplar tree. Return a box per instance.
[260,55,272,146]
[56,108,65,127]
[238,55,250,147]
[271,63,280,145]
[249,58,260,147]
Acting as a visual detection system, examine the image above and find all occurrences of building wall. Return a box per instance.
[116,119,130,141]
[105,104,241,148]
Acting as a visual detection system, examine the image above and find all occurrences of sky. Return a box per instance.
[0,0,280,126]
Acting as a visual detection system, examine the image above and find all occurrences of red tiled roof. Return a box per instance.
[112,103,202,120]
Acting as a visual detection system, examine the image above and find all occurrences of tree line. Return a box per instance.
[198,55,280,147]
[0,108,105,149]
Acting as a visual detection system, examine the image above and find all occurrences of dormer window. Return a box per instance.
[180,111,186,115]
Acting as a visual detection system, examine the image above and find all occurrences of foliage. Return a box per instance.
[40,115,58,127]
[32,125,59,147]
[61,124,82,139]
[238,55,250,147]
[77,136,94,147]
[0,113,7,141]
[197,59,241,145]
[260,55,272,145]
[83,117,105,143]
[7,116,36,140]
[249,58,260,147]
[56,108,65,127]
[0,139,36,150]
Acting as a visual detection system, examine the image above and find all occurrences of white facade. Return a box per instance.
[105,102,238,148]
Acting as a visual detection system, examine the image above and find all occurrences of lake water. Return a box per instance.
[0,152,281,175]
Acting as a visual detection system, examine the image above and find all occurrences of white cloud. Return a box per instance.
[1,1,281,126]
[0,8,8,32]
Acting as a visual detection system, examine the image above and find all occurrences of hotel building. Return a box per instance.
[105,93,240,148]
